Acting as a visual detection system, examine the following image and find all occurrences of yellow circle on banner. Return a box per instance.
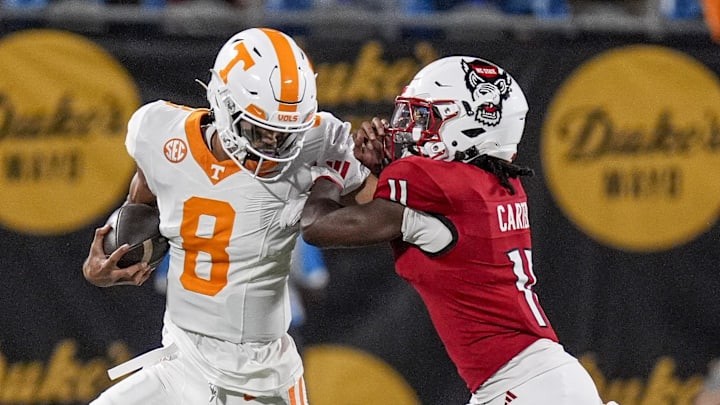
[542,45,720,252]
[0,29,139,235]
[304,344,420,405]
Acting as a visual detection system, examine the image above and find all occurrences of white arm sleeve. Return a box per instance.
[401,207,455,255]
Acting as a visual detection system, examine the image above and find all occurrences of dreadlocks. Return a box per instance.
[469,155,534,195]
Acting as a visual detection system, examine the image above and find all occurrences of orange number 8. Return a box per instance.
[180,197,234,296]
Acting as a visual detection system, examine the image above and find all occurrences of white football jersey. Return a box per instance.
[126,101,365,344]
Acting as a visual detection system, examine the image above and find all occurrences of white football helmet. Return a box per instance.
[387,56,528,163]
[206,28,318,180]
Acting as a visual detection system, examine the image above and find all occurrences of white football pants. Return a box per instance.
[468,361,609,405]
[90,351,308,405]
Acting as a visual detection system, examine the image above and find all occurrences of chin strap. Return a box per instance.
[203,124,216,151]
[195,77,209,91]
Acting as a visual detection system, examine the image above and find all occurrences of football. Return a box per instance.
[103,203,169,269]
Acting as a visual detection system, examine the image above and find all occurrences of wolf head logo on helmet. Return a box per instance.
[461,59,513,128]
[206,28,318,181]
[387,56,528,164]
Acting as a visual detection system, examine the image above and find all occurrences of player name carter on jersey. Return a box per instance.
[497,202,529,232]
[374,156,558,392]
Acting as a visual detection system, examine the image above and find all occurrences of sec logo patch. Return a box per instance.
[164,138,188,163]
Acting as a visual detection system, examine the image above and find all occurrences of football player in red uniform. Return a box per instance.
[302,56,618,405]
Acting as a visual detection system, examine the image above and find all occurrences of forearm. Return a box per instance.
[127,169,156,205]
[300,180,347,246]
[301,203,392,248]
[301,179,403,248]
[343,174,377,205]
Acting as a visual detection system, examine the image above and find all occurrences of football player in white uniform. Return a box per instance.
[82,27,376,404]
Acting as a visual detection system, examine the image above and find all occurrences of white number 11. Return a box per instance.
[507,248,548,327]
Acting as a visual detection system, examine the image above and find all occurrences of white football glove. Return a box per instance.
[311,120,369,195]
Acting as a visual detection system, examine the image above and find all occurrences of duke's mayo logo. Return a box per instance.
[542,45,720,252]
[0,29,140,235]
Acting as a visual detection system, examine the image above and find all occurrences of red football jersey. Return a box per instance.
[374,156,558,392]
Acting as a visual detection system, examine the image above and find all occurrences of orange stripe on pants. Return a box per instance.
[288,378,306,405]
[298,378,306,405]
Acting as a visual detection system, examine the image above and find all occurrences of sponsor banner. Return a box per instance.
[0,27,718,404]
[542,45,720,252]
[0,30,139,235]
